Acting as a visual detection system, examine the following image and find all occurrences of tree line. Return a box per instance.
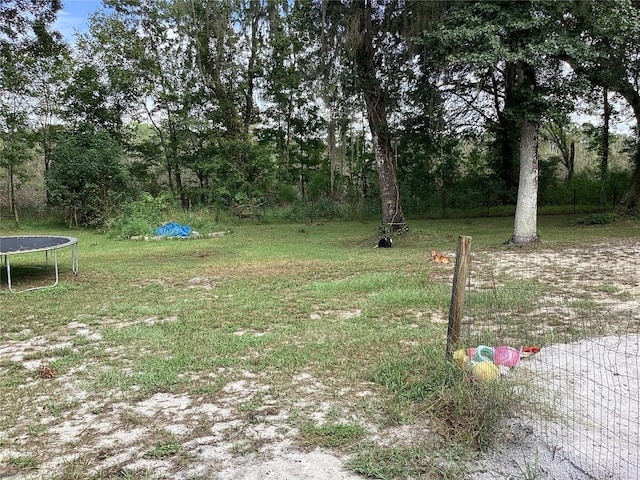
[1,0,639,244]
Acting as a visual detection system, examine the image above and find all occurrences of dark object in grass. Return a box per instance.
[377,236,393,248]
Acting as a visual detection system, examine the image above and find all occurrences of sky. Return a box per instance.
[53,0,104,41]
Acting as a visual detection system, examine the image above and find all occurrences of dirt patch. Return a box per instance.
[0,356,370,478]
[468,239,640,479]
[468,239,640,340]
[472,334,639,480]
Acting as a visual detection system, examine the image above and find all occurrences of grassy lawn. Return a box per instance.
[1,215,639,479]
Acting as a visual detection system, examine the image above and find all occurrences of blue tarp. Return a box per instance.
[155,222,191,237]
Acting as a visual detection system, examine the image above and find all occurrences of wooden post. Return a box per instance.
[445,235,472,361]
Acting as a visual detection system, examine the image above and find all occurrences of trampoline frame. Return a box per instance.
[0,236,79,293]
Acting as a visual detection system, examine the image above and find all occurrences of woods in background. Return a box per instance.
[1,0,639,242]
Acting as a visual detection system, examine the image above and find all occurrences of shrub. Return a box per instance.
[47,127,129,227]
[107,192,177,237]
[576,212,616,225]
[107,193,226,237]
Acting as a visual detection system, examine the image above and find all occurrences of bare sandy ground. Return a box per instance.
[471,239,640,480]
[473,334,639,480]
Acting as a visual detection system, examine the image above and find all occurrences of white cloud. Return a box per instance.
[53,1,103,43]
[53,10,85,42]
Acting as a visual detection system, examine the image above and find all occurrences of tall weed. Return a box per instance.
[107,193,225,237]
[371,345,533,451]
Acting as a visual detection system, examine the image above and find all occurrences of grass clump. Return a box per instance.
[348,441,469,480]
[370,346,465,402]
[8,455,39,471]
[299,422,367,449]
[144,440,182,459]
[371,345,532,451]
[428,376,526,450]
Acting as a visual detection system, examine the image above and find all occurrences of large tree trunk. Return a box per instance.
[363,84,405,230]
[512,117,539,245]
[354,0,406,231]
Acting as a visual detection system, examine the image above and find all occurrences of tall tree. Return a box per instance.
[0,128,34,224]
[262,0,320,187]
[27,32,71,204]
[0,0,62,221]
[351,0,406,231]
[47,127,129,226]
[559,0,640,216]
[320,0,407,230]
[422,0,569,244]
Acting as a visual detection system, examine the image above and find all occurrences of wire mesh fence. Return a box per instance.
[461,240,639,479]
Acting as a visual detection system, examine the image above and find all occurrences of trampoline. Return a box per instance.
[0,236,79,293]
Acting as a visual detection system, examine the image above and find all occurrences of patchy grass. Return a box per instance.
[1,216,639,479]
[299,422,367,449]
[7,455,40,471]
[348,440,469,479]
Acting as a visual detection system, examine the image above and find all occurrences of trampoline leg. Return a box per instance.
[5,256,14,293]
[71,243,79,275]
[4,250,59,293]
[53,249,59,288]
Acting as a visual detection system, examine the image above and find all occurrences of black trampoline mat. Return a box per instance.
[0,236,78,255]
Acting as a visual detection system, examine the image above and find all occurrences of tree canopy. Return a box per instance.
[1,0,639,235]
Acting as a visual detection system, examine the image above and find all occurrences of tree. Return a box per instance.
[0,0,61,60]
[510,60,543,246]
[351,0,406,231]
[68,3,147,137]
[0,129,35,225]
[541,118,576,181]
[558,0,640,216]
[1,0,63,221]
[422,1,570,244]
[47,127,129,226]
[27,32,72,204]
[319,0,408,230]
[0,69,31,224]
[261,0,323,188]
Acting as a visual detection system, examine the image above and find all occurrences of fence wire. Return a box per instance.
[462,241,639,479]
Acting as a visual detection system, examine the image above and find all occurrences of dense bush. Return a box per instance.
[106,192,177,237]
[47,127,129,227]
